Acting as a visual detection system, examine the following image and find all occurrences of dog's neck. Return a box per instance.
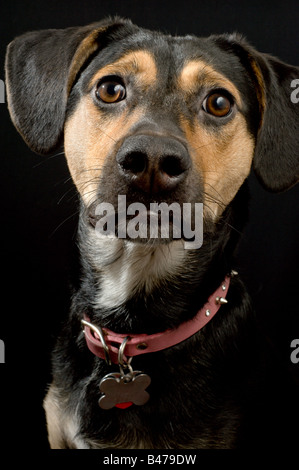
[85,235,187,309]
[76,228,232,335]
[75,185,248,333]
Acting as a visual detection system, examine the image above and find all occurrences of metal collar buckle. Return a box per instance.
[82,319,132,369]
[118,336,133,376]
[81,319,112,366]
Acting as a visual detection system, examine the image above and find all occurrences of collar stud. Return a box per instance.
[136,342,148,350]
[215,296,228,305]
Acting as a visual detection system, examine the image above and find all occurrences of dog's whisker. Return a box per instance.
[78,180,100,196]
[57,174,76,186]
[74,167,104,175]
[57,186,79,205]
[81,189,99,203]
[32,150,66,168]
[203,191,226,211]
[202,202,219,220]
[191,142,214,152]
[93,124,117,143]
[49,210,79,238]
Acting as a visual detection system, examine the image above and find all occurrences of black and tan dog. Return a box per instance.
[5,18,299,449]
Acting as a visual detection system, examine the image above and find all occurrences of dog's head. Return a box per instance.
[5,18,299,241]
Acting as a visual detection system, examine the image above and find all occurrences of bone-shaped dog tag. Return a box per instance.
[99,371,151,410]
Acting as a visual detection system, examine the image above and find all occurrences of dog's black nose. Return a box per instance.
[116,135,190,193]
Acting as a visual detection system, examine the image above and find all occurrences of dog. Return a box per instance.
[5,17,299,449]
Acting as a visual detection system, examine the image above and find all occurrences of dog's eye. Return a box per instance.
[202,92,233,117]
[95,79,126,103]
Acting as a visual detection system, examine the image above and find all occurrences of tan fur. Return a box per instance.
[178,59,242,106]
[176,59,254,219]
[43,384,66,449]
[64,98,143,204]
[44,384,90,449]
[44,382,235,449]
[67,28,107,94]
[247,56,266,127]
[180,113,254,219]
[88,50,157,91]
[64,50,158,205]
[65,55,254,215]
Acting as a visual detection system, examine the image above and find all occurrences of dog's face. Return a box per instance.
[64,34,258,223]
[5,18,299,239]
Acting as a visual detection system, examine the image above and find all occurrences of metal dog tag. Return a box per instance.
[99,370,151,410]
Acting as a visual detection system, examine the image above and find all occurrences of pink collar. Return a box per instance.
[82,276,230,364]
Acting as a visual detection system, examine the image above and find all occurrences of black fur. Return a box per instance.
[214,34,299,191]
[5,18,299,449]
[5,18,138,154]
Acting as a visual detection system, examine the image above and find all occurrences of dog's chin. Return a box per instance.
[92,222,184,246]
[88,210,213,247]
[89,209,184,239]
[115,233,179,246]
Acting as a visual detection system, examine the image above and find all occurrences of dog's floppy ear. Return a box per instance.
[252,52,299,192]
[5,18,136,155]
[219,35,299,192]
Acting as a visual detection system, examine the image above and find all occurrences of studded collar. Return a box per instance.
[82,275,230,365]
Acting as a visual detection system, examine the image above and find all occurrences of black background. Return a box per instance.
[0,0,298,453]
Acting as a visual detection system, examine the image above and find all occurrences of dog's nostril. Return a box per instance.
[119,151,147,174]
[160,155,187,177]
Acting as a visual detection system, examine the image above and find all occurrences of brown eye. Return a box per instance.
[203,92,233,117]
[96,80,126,103]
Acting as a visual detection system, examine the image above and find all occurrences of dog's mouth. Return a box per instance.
[87,198,204,249]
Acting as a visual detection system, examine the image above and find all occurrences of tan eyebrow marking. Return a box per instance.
[246,55,266,127]
[89,50,158,89]
[68,27,107,94]
[178,59,242,106]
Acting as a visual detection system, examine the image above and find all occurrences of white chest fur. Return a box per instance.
[85,230,187,309]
